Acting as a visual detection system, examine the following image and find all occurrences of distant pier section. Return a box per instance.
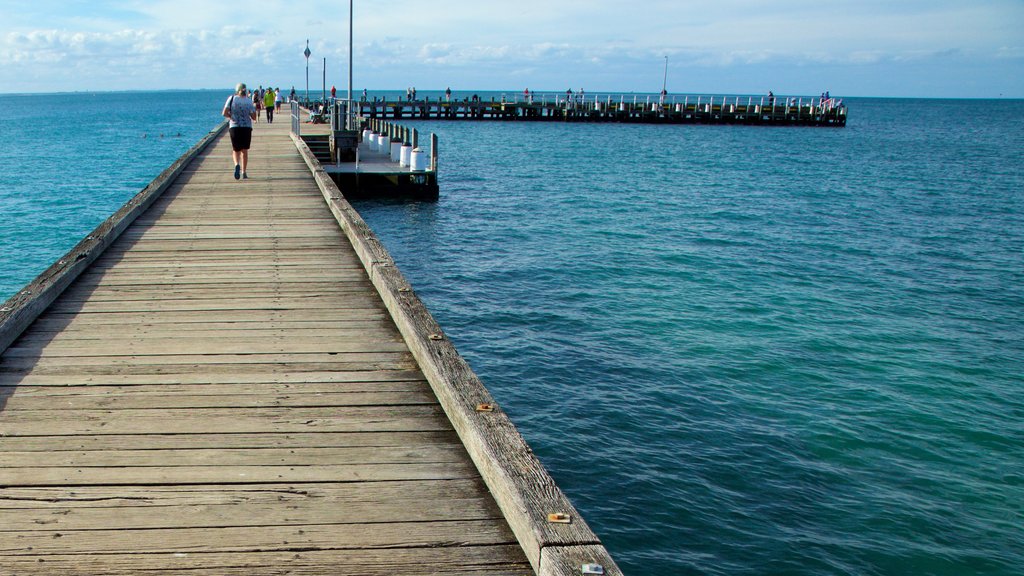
[336,93,847,127]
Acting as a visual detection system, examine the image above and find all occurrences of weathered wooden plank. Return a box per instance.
[29,309,390,326]
[0,461,480,486]
[0,354,417,373]
[46,293,382,309]
[0,443,466,468]
[0,431,458,452]
[540,546,621,576]
[0,385,434,410]
[72,270,371,284]
[0,479,482,508]
[0,369,423,387]
[0,518,516,555]
[0,405,449,436]
[0,481,498,530]
[0,545,532,575]
[93,238,354,252]
[13,324,396,343]
[4,339,408,357]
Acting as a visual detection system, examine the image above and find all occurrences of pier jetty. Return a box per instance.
[0,111,619,574]
[340,93,847,127]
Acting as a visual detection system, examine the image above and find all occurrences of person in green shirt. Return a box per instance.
[264,88,276,123]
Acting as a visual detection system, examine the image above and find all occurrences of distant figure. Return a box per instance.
[223,83,257,180]
[289,86,297,102]
[264,87,276,123]
[411,87,417,100]
[361,88,367,102]
[331,85,337,99]
[445,87,452,102]
[524,88,531,103]
[275,87,283,111]
[660,88,667,105]
[768,90,775,106]
[252,89,262,123]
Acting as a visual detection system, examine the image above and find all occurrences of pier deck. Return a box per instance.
[0,114,615,574]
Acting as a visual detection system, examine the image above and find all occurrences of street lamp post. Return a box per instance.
[347,0,353,130]
[304,39,311,104]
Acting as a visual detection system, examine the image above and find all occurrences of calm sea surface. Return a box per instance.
[2,92,1022,575]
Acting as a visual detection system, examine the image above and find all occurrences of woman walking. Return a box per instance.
[222,83,257,180]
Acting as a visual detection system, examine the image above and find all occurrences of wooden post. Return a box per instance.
[430,133,438,172]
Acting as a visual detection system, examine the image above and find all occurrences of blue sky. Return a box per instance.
[1,0,1021,97]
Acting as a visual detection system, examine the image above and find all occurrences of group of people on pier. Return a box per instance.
[247,85,292,124]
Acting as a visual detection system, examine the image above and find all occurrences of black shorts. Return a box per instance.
[229,127,252,151]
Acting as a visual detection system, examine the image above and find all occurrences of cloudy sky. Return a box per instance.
[1,0,1021,97]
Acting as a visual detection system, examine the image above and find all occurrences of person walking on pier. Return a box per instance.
[223,83,257,180]
[264,87,276,123]
[252,89,262,123]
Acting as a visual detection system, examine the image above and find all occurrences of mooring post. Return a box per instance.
[430,133,438,172]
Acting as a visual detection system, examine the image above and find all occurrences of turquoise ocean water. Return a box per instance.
[2,92,1022,575]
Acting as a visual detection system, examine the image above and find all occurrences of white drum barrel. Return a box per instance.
[409,148,427,171]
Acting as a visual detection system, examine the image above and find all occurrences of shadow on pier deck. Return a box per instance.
[0,114,619,574]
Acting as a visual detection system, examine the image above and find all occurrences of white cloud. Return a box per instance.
[0,0,1021,95]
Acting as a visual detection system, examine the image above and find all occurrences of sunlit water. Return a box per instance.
[2,93,1022,575]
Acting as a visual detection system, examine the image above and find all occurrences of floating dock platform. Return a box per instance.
[0,110,619,574]
[295,104,439,201]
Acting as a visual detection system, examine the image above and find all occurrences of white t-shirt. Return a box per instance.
[224,94,256,128]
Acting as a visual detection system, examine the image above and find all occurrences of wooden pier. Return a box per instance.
[345,94,847,127]
[0,113,619,574]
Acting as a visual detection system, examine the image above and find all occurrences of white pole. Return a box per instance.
[347,0,353,129]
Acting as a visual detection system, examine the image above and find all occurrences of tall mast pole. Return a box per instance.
[662,55,668,93]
